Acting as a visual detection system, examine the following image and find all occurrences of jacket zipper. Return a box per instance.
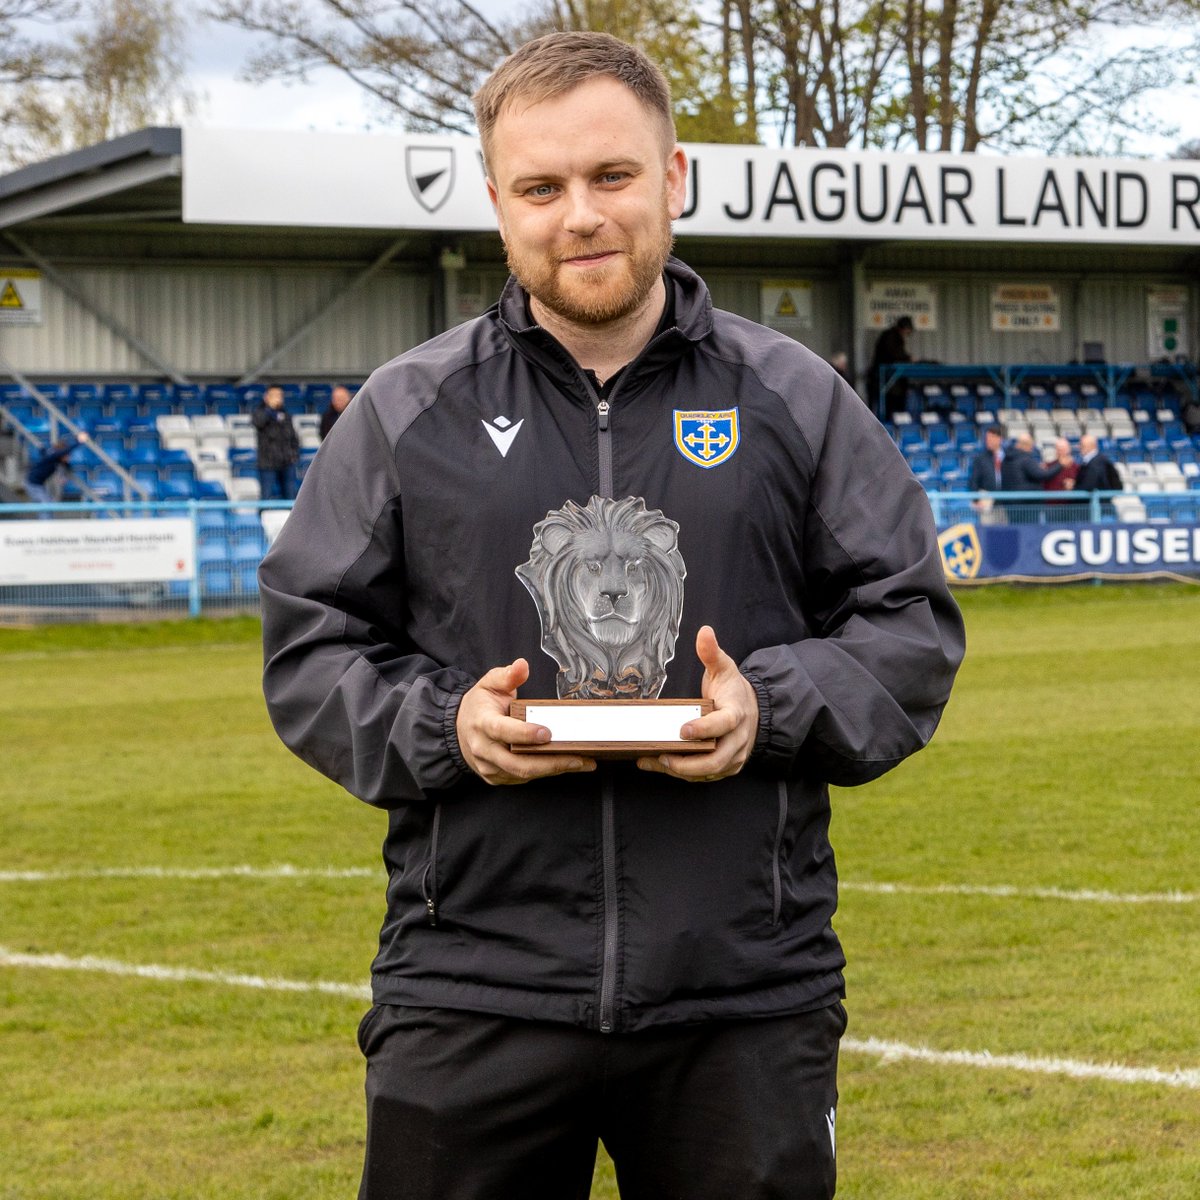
[594,385,619,1032]
[420,802,442,927]
[599,776,618,1032]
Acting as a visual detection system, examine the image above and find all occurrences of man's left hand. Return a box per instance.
[637,625,759,783]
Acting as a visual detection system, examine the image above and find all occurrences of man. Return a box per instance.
[1075,432,1122,494]
[259,32,964,1200]
[24,430,90,514]
[319,384,352,440]
[866,314,913,418]
[1004,431,1063,522]
[1042,436,1081,521]
[250,384,300,500]
[1075,432,1122,518]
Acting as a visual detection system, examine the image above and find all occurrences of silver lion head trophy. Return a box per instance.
[516,495,687,700]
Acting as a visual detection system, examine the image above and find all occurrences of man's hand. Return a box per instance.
[637,625,759,783]
[456,658,597,785]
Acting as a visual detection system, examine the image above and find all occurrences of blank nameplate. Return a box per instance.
[510,699,715,757]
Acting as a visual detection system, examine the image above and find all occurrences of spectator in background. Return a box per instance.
[24,430,90,515]
[866,315,913,418]
[252,385,300,501]
[828,351,855,391]
[1004,432,1063,522]
[1042,438,1078,492]
[968,422,1007,522]
[1043,437,1080,520]
[1075,433,1122,519]
[1006,432,1063,489]
[319,385,353,440]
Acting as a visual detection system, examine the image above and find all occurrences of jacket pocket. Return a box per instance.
[419,801,443,927]
[771,781,787,925]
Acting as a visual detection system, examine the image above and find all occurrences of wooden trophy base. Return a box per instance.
[510,699,715,758]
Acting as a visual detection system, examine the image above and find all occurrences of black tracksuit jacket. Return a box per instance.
[259,257,965,1034]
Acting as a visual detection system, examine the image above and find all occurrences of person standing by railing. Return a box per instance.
[252,385,300,501]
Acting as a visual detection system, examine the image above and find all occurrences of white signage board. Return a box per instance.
[991,283,1061,332]
[182,127,1200,246]
[1146,286,1189,359]
[0,267,42,325]
[865,282,938,330]
[0,519,195,585]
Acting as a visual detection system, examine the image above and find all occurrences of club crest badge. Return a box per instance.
[674,409,740,469]
[406,146,455,214]
[938,522,982,581]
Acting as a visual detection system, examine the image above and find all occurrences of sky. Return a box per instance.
[187,16,379,135]
[182,11,1194,159]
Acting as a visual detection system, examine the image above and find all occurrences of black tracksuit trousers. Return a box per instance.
[357,1001,845,1200]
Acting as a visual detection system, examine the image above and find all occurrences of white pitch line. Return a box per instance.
[0,868,1191,905]
[0,864,379,883]
[0,945,371,1000]
[2,944,1196,1091]
[843,1037,1200,1090]
[841,881,1195,905]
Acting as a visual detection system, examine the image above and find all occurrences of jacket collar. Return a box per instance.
[495,256,713,400]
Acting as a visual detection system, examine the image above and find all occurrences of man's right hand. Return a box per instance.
[456,658,596,785]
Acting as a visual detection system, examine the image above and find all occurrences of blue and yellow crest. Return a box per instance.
[938,523,982,581]
[674,409,740,469]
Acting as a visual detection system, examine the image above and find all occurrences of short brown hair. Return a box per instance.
[473,32,676,173]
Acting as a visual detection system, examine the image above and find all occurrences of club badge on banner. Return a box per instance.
[939,521,1200,581]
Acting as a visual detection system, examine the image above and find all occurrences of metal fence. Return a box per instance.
[1,492,1198,625]
[0,500,292,625]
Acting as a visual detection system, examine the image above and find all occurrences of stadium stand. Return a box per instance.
[0,380,361,583]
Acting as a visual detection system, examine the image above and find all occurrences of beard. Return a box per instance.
[506,203,674,326]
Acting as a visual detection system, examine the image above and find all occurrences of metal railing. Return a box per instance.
[2,492,1198,626]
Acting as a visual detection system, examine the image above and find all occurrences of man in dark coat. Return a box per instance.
[1075,432,1122,518]
[866,315,913,418]
[251,385,300,500]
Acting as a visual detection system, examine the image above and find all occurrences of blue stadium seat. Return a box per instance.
[158,478,194,501]
[200,563,234,596]
[196,509,230,538]
[236,383,266,408]
[235,564,260,594]
[194,479,228,500]
[138,383,173,415]
[306,383,333,411]
[197,537,231,564]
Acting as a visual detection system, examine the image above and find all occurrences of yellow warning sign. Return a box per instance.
[0,268,41,324]
[760,280,812,334]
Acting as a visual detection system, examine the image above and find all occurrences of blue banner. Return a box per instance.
[938,521,1200,581]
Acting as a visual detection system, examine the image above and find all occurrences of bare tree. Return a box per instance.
[206,0,1200,154]
[206,0,738,141]
[0,0,191,168]
[712,0,1200,153]
[0,1,81,167]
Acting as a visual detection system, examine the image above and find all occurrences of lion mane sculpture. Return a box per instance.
[516,495,687,700]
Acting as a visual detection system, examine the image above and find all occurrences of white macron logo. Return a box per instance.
[482,414,524,458]
[826,1107,836,1157]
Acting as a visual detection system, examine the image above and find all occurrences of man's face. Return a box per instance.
[485,76,687,329]
[265,388,284,409]
[985,430,1002,452]
[331,386,351,411]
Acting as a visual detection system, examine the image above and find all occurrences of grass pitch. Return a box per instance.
[1,585,1198,1198]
